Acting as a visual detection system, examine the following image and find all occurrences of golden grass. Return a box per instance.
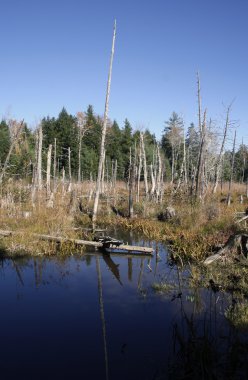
[0,180,247,258]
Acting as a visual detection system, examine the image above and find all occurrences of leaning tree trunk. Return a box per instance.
[92,20,116,226]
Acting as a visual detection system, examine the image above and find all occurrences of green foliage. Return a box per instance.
[0,120,10,164]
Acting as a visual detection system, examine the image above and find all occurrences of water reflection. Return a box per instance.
[0,231,248,379]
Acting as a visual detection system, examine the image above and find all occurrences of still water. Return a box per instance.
[0,230,248,380]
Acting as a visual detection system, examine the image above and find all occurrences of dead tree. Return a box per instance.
[156,145,162,202]
[0,119,24,184]
[197,72,202,135]
[37,124,43,190]
[92,20,116,225]
[140,132,149,197]
[175,128,187,192]
[68,147,72,192]
[53,138,57,192]
[150,164,156,196]
[227,130,236,206]
[212,105,230,193]
[195,110,207,200]
[128,148,135,218]
[76,112,89,183]
[136,140,142,202]
[46,144,52,196]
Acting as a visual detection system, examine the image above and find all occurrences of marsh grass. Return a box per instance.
[225,302,248,329]
[0,180,247,259]
[152,282,176,294]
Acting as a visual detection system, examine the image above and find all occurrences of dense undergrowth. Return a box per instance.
[0,181,246,261]
[1,181,248,329]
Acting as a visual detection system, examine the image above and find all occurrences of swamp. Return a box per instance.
[1,8,248,380]
[1,228,248,380]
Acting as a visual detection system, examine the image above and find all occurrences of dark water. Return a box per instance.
[0,230,248,380]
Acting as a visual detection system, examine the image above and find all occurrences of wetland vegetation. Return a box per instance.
[1,54,248,378]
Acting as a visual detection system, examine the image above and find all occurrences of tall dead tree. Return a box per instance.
[0,119,24,184]
[140,132,149,197]
[68,147,72,192]
[92,20,116,225]
[46,144,52,196]
[37,124,43,190]
[227,130,236,206]
[53,138,57,192]
[129,148,135,218]
[136,140,142,202]
[76,112,89,183]
[156,145,162,202]
[212,105,230,193]
[197,72,202,135]
[195,109,207,199]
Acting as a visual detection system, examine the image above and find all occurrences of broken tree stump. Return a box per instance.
[204,234,248,265]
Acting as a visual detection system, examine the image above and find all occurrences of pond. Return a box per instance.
[0,229,248,380]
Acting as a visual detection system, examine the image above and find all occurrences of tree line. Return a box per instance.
[0,104,247,194]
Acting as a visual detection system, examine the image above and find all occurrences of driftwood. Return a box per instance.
[0,229,153,255]
[204,234,248,265]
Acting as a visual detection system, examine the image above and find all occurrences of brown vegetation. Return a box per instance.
[0,179,246,260]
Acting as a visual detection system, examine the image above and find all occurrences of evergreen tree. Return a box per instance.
[162,112,184,181]
[121,118,133,178]
[106,120,123,178]
[0,120,10,165]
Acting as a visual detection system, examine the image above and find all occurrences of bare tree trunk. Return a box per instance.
[195,109,207,199]
[113,159,117,188]
[171,147,175,183]
[46,144,52,196]
[31,130,39,205]
[113,159,117,205]
[183,130,187,185]
[0,120,24,184]
[213,105,230,193]
[129,148,135,218]
[92,20,116,225]
[68,147,72,192]
[37,125,43,190]
[150,164,155,196]
[62,167,65,195]
[140,132,148,197]
[156,145,162,202]
[137,141,142,202]
[101,149,106,194]
[175,133,187,192]
[53,138,57,193]
[227,130,236,206]
[78,128,82,183]
[197,72,202,135]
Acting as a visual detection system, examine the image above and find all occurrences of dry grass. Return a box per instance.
[0,180,247,258]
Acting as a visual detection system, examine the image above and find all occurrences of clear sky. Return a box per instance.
[0,0,248,144]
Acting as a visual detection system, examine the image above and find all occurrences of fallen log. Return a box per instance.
[0,229,12,237]
[204,234,248,265]
[0,230,153,255]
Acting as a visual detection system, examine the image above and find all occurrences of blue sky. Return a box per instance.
[0,0,247,144]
